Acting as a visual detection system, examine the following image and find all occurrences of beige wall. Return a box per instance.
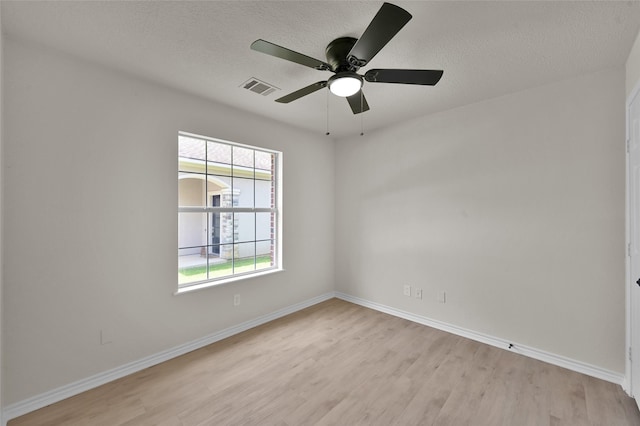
[3,37,335,405]
[627,30,640,97]
[335,68,626,373]
[0,2,4,418]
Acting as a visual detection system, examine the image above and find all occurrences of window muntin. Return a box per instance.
[178,132,279,290]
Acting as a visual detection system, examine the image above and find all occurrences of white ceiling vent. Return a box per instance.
[241,78,279,96]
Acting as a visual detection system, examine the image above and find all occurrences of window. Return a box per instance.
[178,132,281,291]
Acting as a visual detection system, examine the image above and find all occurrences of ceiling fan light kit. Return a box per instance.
[250,2,443,115]
[328,72,363,97]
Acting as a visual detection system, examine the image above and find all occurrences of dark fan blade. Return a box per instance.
[346,91,370,114]
[364,69,444,85]
[275,81,327,103]
[347,3,412,67]
[251,39,331,71]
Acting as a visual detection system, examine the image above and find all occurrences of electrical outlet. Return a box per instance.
[403,285,411,297]
[438,291,446,304]
[415,288,423,299]
[233,294,241,306]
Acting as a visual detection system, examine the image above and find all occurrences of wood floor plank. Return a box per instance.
[8,298,640,426]
[391,337,480,425]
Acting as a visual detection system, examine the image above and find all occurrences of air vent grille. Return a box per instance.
[241,78,279,96]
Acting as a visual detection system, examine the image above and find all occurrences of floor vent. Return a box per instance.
[241,78,279,96]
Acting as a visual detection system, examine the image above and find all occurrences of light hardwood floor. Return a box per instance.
[9,298,640,425]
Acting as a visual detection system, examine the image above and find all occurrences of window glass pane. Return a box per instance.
[256,212,273,241]
[207,141,231,164]
[256,240,274,271]
[208,211,222,248]
[232,146,254,168]
[208,246,234,279]
[179,136,206,173]
[205,178,232,208]
[179,136,206,161]
[207,167,232,179]
[255,170,272,183]
[255,179,273,209]
[232,165,254,180]
[254,168,272,182]
[233,177,255,208]
[207,141,231,176]
[218,243,235,262]
[218,212,234,245]
[234,212,255,243]
[179,160,205,174]
[178,212,207,249]
[179,247,207,285]
[233,147,254,180]
[208,244,233,280]
[234,242,256,274]
[254,151,273,173]
[178,173,207,207]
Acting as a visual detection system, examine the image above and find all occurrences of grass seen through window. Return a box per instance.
[179,255,272,284]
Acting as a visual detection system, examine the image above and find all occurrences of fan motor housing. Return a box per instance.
[325,37,358,72]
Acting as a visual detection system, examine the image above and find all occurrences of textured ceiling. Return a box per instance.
[3,1,640,138]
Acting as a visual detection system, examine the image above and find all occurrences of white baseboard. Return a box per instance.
[2,292,335,425]
[335,292,624,386]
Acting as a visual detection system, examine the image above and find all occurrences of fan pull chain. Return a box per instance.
[360,90,365,136]
[326,88,331,136]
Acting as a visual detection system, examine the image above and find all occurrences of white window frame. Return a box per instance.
[176,131,283,294]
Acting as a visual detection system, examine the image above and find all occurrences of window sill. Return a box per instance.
[174,268,285,295]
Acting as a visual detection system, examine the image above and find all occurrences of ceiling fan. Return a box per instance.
[250,2,443,115]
